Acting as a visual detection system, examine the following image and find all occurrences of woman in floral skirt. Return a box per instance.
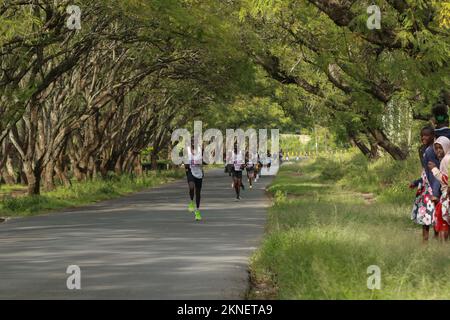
[411,126,440,242]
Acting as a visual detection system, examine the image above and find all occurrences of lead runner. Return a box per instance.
[185,138,203,221]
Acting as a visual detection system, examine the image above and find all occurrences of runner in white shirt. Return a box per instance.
[185,140,203,221]
[246,151,256,189]
[225,158,234,188]
[231,145,245,200]
[266,151,272,169]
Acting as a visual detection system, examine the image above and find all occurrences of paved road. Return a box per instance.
[0,169,273,299]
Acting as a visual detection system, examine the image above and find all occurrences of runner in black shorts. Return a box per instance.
[185,139,203,221]
[226,163,234,187]
[266,151,272,170]
[255,157,262,182]
[245,159,256,189]
[231,145,245,200]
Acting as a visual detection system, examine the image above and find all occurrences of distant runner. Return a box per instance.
[266,151,272,171]
[255,157,262,182]
[246,152,256,189]
[231,145,245,200]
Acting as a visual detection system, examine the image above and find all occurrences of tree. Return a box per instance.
[237,0,449,160]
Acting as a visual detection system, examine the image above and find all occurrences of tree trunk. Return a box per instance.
[73,165,85,181]
[115,155,124,175]
[23,160,42,196]
[134,154,143,177]
[3,155,17,184]
[87,156,95,180]
[18,164,28,185]
[71,155,88,181]
[55,160,71,187]
[151,151,158,170]
[43,160,56,191]
[349,134,372,158]
[122,152,138,174]
[365,132,380,160]
[368,128,408,160]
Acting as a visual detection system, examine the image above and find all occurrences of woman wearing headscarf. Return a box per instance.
[428,136,450,241]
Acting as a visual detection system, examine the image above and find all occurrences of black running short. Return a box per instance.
[186,170,203,188]
[232,170,243,179]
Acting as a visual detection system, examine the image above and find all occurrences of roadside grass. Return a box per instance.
[249,149,450,299]
[0,184,27,198]
[0,169,184,218]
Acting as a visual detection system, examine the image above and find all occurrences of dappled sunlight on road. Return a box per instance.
[0,169,273,299]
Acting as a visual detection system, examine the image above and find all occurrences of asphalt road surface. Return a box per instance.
[0,168,274,299]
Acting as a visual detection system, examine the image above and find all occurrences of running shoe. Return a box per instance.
[188,201,195,213]
[194,209,202,221]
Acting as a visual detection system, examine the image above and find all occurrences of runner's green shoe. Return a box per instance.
[194,209,202,221]
[188,201,195,213]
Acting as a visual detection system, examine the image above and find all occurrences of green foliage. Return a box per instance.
[236,0,450,156]
[205,95,297,132]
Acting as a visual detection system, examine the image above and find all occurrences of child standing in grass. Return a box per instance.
[428,136,450,241]
[411,126,441,242]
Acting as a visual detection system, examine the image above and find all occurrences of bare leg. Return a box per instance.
[438,231,449,242]
[434,229,439,239]
[423,225,430,242]
[234,176,241,198]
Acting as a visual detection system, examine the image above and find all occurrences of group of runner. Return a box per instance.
[225,146,264,201]
[183,139,268,222]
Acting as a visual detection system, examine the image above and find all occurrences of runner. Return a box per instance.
[255,156,262,182]
[223,150,234,188]
[246,152,256,189]
[228,163,234,188]
[231,145,245,200]
[185,139,203,221]
[266,151,272,172]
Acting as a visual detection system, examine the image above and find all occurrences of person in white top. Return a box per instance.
[266,151,272,170]
[184,139,204,221]
[246,151,257,189]
[231,145,245,200]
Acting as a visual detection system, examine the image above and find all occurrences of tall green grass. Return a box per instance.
[249,149,450,300]
[0,170,184,217]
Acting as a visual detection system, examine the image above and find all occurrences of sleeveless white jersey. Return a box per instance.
[187,148,203,179]
[232,152,244,171]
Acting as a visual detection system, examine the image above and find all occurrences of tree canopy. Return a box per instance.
[0,0,448,194]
